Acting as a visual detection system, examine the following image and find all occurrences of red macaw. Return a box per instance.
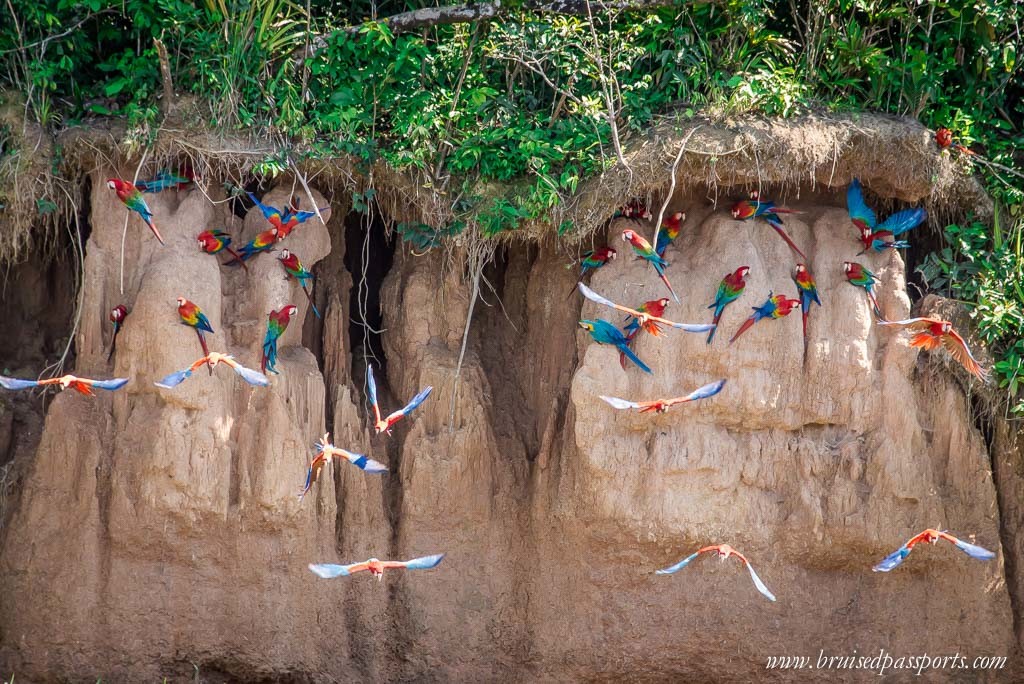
[620,297,669,369]
[600,379,726,413]
[567,247,616,299]
[135,168,193,193]
[578,283,714,336]
[621,229,679,301]
[276,249,321,319]
[656,544,776,602]
[935,128,975,156]
[655,211,685,258]
[614,199,652,222]
[729,293,801,345]
[154,351,269,389]
[847,178,926,254]
[247,192,326,239]
[299,432,387,501]
[730,195,805,258]
[262,305,297,374]
[877,317,987,380]
[0,373,128,395]
[792,263,821,360]
[706,266,749,345]
[106,178,164,245]
[873,528,995,572]
[366,364,432,435]
[228,227,279,264]
[843,261,883,319]
[197,229,247,272]
[177,297,214,373]
[309,554,444,580]
[108,304,128,362]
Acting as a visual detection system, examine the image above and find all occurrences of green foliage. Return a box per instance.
[396,221,463,252]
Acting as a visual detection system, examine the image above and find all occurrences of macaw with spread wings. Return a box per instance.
[656,544,776,602]
[299,432,387,501]
[600,379,726,413]
[878,317,987,380]
[0,374,128,396]
[309,554,445,581]
[366,364,433,435]
[577,283,715,335]
[154,352,269,389]
[847,178,926,254]
[873,529,995,572]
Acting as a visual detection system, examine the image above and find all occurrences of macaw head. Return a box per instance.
[57,375,76,389]
[730,202,744,219]
[657,297,670,310]
[577,321,595,333]
[277,249,291,261]
[843,261,852,274]
[940,321,953,334]
[749,189,760,201]
[286,305,299,318]
[607,248,617,260]
[176,297,186,307]
[110,305,127,322]
[105,179,123,192]
[621,229,635,243]
[795,263,807,275]
[716,545,733,561]
[924,529,941,544]
[367,559,384,580]
[196,232,209,249]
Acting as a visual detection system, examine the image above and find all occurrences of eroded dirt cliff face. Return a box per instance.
[0,181,1017,682]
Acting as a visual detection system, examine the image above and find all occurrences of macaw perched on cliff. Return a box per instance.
[578,319,653,374]
[843,261,884,319]
[177,297,215,374]
[620,297,670,369]
[728,292,801,345]
[0,374,128,395]
[706,266,749,345]
[873,529,995,572]
[847,178,926,254]
[655,211,686,258]
[135,168,193,193]
[621,229,679,302]
[366,364,432,435]
[600,379,726,413]
[577,284,712,339]
[262,305,297,374]
[106,178,164,245]
[614,199,652,223]
[247,192,326,240]
[309,554,444,581]
[730,195,806,259]
[228,227,279,264]
[935,128,975,156]
[567,247,616,299]
[276,249,322,319]
[299,432,388,501]
[197,229,247,272]
[108,304,128,362]
[656,544,776,602]
[793,263,821,360]
[154,352,269,389]
[877,317,987,380]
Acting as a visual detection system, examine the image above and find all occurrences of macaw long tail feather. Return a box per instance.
[196,330,213,375]
[616,343,653,374]
[301,284,322,319]
[707,311,722,345]
[143,216,165,245]
[108,326,119,362]
[866,290,884,320]
[656,270,680,303]
[225,247,249,272]
[802,309,809,362]
[729,317,758,344]
[768,221,806,259]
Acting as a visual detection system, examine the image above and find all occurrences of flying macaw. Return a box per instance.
[567,247,616,299]
[578,319,652,374]
[873,529,995,572]
[262,305,297,374]
[154,351,269,389]
[197,229,247,272]
[877,317,987,380]
[621,229,679,302]
[728,292,801,345]
[935,128,975,156]
[299,432,387,501]
[366,364,432,435]
[614,199,652,222]
[228,227,279,264]
[0,373,128,395]
[106,178,164,245]
[135,168,193,193]
[655,211,686,258]
[600,379,726,413]
[847,178,926,254]
[108,304,128,362]
[620,297,670,369]
[730,195,805,258]
[706,266,749,345]
[177,297,214,374]
[793,263,821,360]
[843,261,884,319]
[247,192,326,240]
[276,249,321,319]
[578,283,714,337]
[309,554,445,581]
[656,544,776,602]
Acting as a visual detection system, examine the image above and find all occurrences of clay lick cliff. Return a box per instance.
[0,115,1020,682]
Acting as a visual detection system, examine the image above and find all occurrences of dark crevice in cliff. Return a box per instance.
[343,205,394,377]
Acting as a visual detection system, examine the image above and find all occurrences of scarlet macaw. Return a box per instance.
[842,261,884,319]
[228,227,279,263]
[577,284,712,335]
[106,178,164,245]
[706,266,749,344]
[877,317,987,380]
[656,544,776,602]
[0,374,128,395]
[579,319,652,374]
[873,529,995,572]
[177,297,214,373]
[621,229,679,302]
[366,364,432,435]
[600,379,726,413]
[729,292,801,345]
[620,297,669,369]
[935,128,975,156]
[247,192,326,240]
[792,263,821,360]
[614,199,652,222]
[135,168,193,193]
[567,247,616,299]
[299,432,387,501]
[275,249,321,319]
[309,554,444,581]
[197,230,247,272]
[655,211,685,258]
[730,195,805,258]
[847,178,926,254]
[108,304,128,362]
[154,351,269,389]
[262,305,297,374]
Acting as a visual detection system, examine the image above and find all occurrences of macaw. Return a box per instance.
[0,373,128,396]
[730,196,805,258]
[706,266,749,344]
[262,305,297,374]
[135,168,193,193]
[228,227,279,263]
[656,544,776,602]
[655,211,686,258]
[247,192,326,239]
[309,554,444,581]
[177,297,214,373]
[366,364,432,435]
[578,319,652,374]
[197,229,247,272]
[600,379,726,413]
[729,292,801,345]
[299,432,387,501]
[106,178,164,245]
[154,351,269,389]
[621,229,679,302]
[793,263,821,360]
[620,297,669,369]
[935,128,975,156]
[877,317,987,380]
[847,178,926,254]
[108,304,128,362]
[567,247,616,299]
[843,261,884,319]
[873,528,995,572]
[275,249,321,319]
[614,199,652,222]
[578,283,714,337]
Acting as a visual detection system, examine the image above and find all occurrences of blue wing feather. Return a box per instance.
[351,453,389,473]
[402,553,445,570]
[872,545,912,572]
[655,551,701,575]
[683,379,726,402]
[669,322,716,333]
[0,376,40,390]
[952,538,996,561]
[367,365,379,410]
[91,377,129,391]
[232,364,270,387]
[846,178,877,229]
[154,369,193,389]
[399,386,433,416]
[877,207,926,236]
[745,563,777,601]
[308,563,351,578]
[247,192,282,221]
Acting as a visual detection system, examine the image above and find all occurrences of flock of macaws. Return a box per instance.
[570,177,993,600]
